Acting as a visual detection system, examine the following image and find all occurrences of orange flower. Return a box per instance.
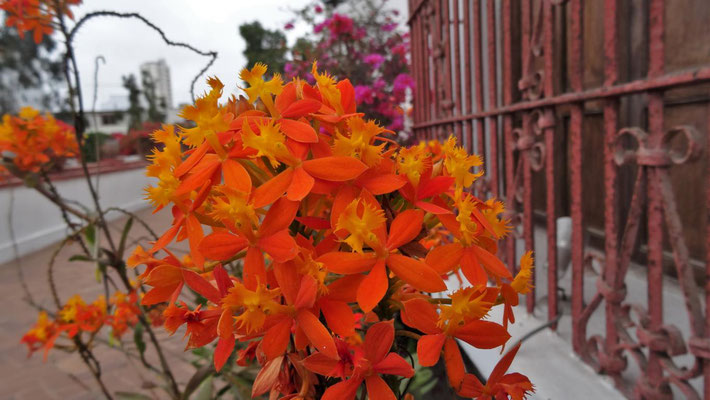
[401,294,510,391]
[319,198,446,312]
[459,344,534,400]
[317,321,414,400]
[0,107,77,179]
[121,63,535,398]
[426,194,514,286]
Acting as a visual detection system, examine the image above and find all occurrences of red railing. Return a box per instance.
[408,0,710,398]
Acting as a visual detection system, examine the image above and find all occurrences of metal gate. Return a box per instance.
[407,0,710,398]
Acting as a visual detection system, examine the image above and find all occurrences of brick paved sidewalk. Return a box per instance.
[0,207,198,400]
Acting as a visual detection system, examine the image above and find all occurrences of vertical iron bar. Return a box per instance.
[502,0,516,270]
[409,1,420,141]
[568,0,585,352]
[424,4,433,140]
[646,0,665,390]
[603,0,621,383]
[442,0,453,138]
[464,0,473,153]
[432,0,442,139]
[452,0,463,142]
[486,0,499,196]
[473,0,485,194]
[521,0,535,314]
[543,0,558,327]
[419,9,428,141]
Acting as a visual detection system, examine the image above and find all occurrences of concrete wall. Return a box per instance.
[0,167,151,265]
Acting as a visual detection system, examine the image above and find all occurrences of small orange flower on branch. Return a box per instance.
[0,106,78,178]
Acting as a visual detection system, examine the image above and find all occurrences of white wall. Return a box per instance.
[0,167,151,265]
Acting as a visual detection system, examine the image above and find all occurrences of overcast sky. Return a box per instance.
[68,0,408,110]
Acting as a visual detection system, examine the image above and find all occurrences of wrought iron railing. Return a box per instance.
[408,0,710,398]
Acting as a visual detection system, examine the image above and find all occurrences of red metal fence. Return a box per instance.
[408,0,710,398]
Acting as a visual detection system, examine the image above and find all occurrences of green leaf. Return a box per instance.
[84,223,96,247]
[181,363,215,400]
[115,392,152,400]
[117,217,134,259]
[133,321,146,358]
[194,375,214,400]
[68,254,93,262]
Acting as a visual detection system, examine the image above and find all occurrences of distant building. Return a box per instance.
[140,59,173,110]
[84,109,129,135]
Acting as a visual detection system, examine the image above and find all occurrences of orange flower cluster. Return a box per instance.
[0,107,78,178]
[130,62,534,399]
[0,0,81,43]
[21,291,142,359]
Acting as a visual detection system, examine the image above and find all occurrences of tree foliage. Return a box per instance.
[238,21,288,75]
[122,73,143,130]
[0,26,63,113]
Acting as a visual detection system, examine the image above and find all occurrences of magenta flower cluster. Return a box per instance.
[284,2,414,132]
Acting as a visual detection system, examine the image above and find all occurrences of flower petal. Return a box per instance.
[261,317,292,361]
[294,275,318,310]
[302,352,340,377]
[425,243,464,274]
[317,252,378,274]
[356,259,388,313]
[460,247,488,286]
[364,320,394,364]
[302,156,367,181]
[322,377,361,400]
[198,232,249,261]
[319,298,355,337]
[386,254,446,293]
[258,230,298,263]
[252,167,293,208]
[454,320,511,349]
[251,356,284,398]
[286,166,315,201]
[175,159,220,197]
[472,245,513,279]
[444,337,466,390]
[365,375,396,400]
[259,197,299,237]
[222,159,252,194]
[214,335,235,371]
[295,309,338,359]
[373,353,415,378]
[401,298,440,334]
[357,172,407,195]
[386,209,423,250]
[182,269,221,304]
[281,99,322,119]
[417,333,447,367]
[243,246,266,289]
[279,118,318,143]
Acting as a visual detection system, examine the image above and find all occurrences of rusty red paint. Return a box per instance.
[408,0,710,397]
[645,0,666,395]
[452,0,462,142]
[463,0,473,153]
[568,0,585,354]
[502,0,516,272]
[485,0,499,197]
[542,0,558,328]
[473,0,485,196]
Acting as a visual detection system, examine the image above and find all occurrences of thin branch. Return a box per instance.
[105,207,159,240]
[68,10,217,101]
